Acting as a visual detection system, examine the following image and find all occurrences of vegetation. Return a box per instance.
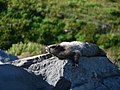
[7,42,45,58]
[0,0,120,66]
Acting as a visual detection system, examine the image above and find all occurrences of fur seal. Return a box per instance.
[46,41,106,66]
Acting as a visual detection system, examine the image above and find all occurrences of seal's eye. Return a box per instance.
[50,45,65,51]
[50,45,61,49]
[51,45,56,48]
[55,45,61,49]
[57,45,65,51]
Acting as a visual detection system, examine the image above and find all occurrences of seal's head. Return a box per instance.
[46,43,79,67]
[46,44,72,59]
[46,44,64,53]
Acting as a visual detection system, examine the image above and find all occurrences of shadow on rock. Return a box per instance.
[53,77,71,90]
[0,64,53,90]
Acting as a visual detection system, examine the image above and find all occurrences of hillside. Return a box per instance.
[0,0,120,66]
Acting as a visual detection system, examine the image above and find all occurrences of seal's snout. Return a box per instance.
[45,45,58,53]
[45,46,50,53]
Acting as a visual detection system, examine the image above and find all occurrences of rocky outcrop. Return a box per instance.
[5,54,120,90]
[7,53,52,68]
[28,56,120,90]
[0,51,120,90]
[64,57,120,90]
[0,49,18,62]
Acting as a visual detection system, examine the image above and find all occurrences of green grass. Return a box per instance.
[7,42,45,58]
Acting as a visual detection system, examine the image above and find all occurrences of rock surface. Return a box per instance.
[28,57,120,90]
[1,53,120,90]
[0,49,18,62]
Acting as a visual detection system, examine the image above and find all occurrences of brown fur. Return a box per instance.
[46,41,106,66]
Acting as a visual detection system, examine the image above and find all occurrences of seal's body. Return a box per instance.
[46,41,106,66]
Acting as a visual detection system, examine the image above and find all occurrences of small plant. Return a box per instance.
[115,53,120,69]
[105,46,120,69]
[116,53,120,61]
[105,8,120,17]
[7,42,45,58]
[75,22,98,43]
[106,0,117,2]
[97,33,119,49]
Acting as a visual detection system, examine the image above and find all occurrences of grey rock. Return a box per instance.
[7,53,52,68]
[3,53,120,90]
[0,64,53,90]
[0,49,18,63]
[63,57,120,89]
[27,57,120,90]
[28,57,67,86]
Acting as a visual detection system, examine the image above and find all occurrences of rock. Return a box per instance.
[9,54,120,90]
[63,57,120,90]
[7,53,52,68]
[0,49,18,63]
[1,50,119,90]
[0,64,53,90]
[52,77,71,90]
[28,57,67,86]
[27,57,120,90]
